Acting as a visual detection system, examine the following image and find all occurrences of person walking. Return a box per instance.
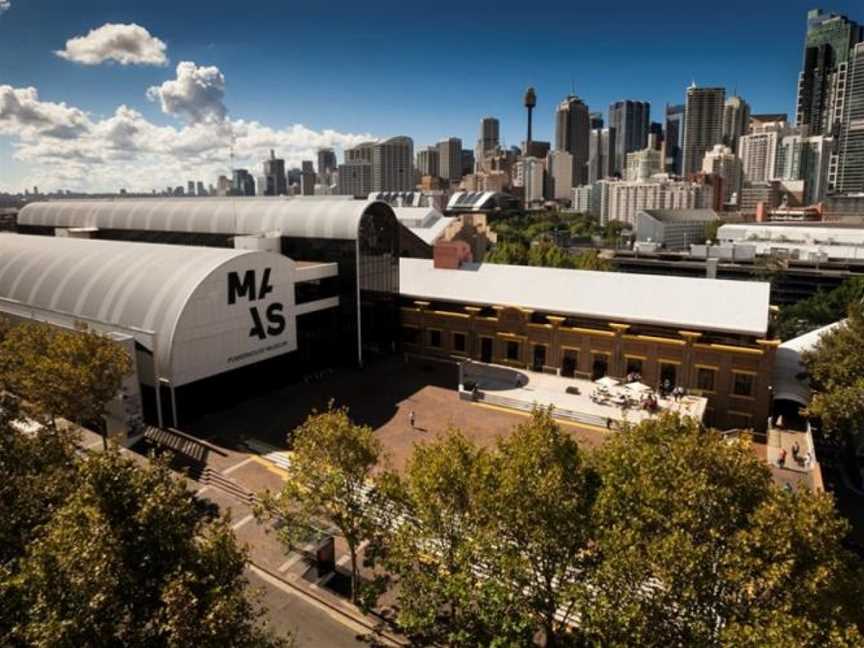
[778,448,787,468]
[409,410,416,430]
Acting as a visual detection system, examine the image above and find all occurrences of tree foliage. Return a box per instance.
[580,413,864,647]
[776,277,864,341]
[256,404,381,604]
[802,305,864,450]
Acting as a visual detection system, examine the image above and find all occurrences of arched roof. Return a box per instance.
[773,321,845,406]
[18,198,395,240]
[0,234,283,381]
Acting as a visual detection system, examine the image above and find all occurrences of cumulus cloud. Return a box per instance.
[147,61,226,124]
[0,2,10,15]
[0,80,374,193]
[0,86,91,139]
[55,23,168,66]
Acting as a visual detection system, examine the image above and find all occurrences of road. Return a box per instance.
[248,566,392,647]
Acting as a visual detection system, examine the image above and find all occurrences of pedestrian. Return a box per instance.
[804,451,812,468]
[792,441,800,461]
[606,417,612,430]
[778,448,787,468]
[409,410,416,430]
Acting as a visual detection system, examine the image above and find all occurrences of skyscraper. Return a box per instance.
[546,150,573,201]
[478,117,500,155]
[373,136,414,191]
[738,122,785,183]
[231,169,255,196]
[722,96,751,152]
[438,137,463,184]
[664,104,686,175]
[416,146,440,177]
[262,149,288,195]
[796,8,863,136]
[836,42,864,193]
[317,148,337,180]
[608,100,650,175]
[587,127,616,184]
[589,112,604,129]
[681,86,725,176]
[702,144,743,205]
[554,95,590,186]
[345,141,375,163]
[461,149,475,177]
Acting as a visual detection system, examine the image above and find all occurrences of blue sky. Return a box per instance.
[1,0,862,192]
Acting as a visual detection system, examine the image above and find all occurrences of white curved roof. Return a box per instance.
[18,197,392,240]
[773,321,845,405]
[0,234,278,381]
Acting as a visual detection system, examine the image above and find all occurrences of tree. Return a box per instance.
[0,322,132,447]
[528,240,575,269]
[572,249,613,271]
[775,277,864,340]
[477,408,597,647]
[373,430,532,646]
[580,413,864,647]
[485,240,529,266]
[256,404,381,605]
[1,447,287,647]
[801,305,864,452]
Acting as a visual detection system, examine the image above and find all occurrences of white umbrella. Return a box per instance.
[595,376,619,388]
[626,381,652,394]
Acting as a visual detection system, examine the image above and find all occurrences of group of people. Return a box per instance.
[777,441,813,469]
[660,379,686,401]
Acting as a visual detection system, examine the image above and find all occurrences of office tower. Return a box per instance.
[187,180,195,196]
[461,149,475,177]
[588,127,616,184]
[777,132,834,203]
[836,42,864,193]
[590,112,604,129]
[739,122,785,182]
[722,96,751,152]
[262,149,288,195]
[649,122,664,149]
[345,141,375,163]
[664,104,686,175]
[300,170,315,195]
[702,144,742,205]
[554,95,590,186]
[796,8,863,136]
[478,117,500,155]
[373,136,414,191]
[231,169,255,196]
[681,86,725,176]
[517,157,545,205]
[336,162,372,197]
[287,167,302,187]
[438,137,463,184]
[416,146,440,177]
[216,175,232,196]
[524,87,537,154]
[522,140,550,159]
[608,100,650,175]
[317,148,337,180]
[546,150,573,201]
[301,160,315,174]
[196,181,206,196]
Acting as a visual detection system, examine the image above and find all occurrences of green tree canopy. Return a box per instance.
[256,404,381,605]
[776,277,864,341]
[580,413,864,648]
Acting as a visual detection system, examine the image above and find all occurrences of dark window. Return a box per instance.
[453,332,467,353]
[506,340,520,361]
[625,357,644,376]
[561,350,578,378]
[592,354,609,380]
[659,362,677,387]
[696,367,716,392]
[402,327,420,345]
[429,330,442,348]
[732,372,755,397]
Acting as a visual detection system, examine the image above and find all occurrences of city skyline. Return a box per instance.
[2,0,864,193]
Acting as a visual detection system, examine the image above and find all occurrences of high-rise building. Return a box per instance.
[196,181,206,197]
[554,95,590,186]
[336,162,372,197]
[546,150,573,201]
[588,127,616,184]
[795,8,863,137]
[722,96,751,152]
[739,122,785,183]
[317,148,337,181]
[702,144,743,205]
[664,104,686,175]
[608,100,650,175]
[262,149,288,195]
[625,136,664,182]
[438,137,463,184]
[461,149,475,177]
[777,132,834,203]
[345,141,375,163]
[649,122,664,150]
[373,136,414,191]
[216,175,232,196]
[187,180,195,196]
[517,157,545,206]
[835,42,864,193]
[416,146,440,178]
[589,112,604,129]
[681,86,725,176]
[598,176,715,225]
[478,117,500,155]
[231,169,255,196]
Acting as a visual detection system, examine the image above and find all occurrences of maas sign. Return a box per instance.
[228,268,287,340]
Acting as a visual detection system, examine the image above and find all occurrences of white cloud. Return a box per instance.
[55,23,168,66]
[0,80,375,193]
[147,61,226,124]
[0,2,11,15]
